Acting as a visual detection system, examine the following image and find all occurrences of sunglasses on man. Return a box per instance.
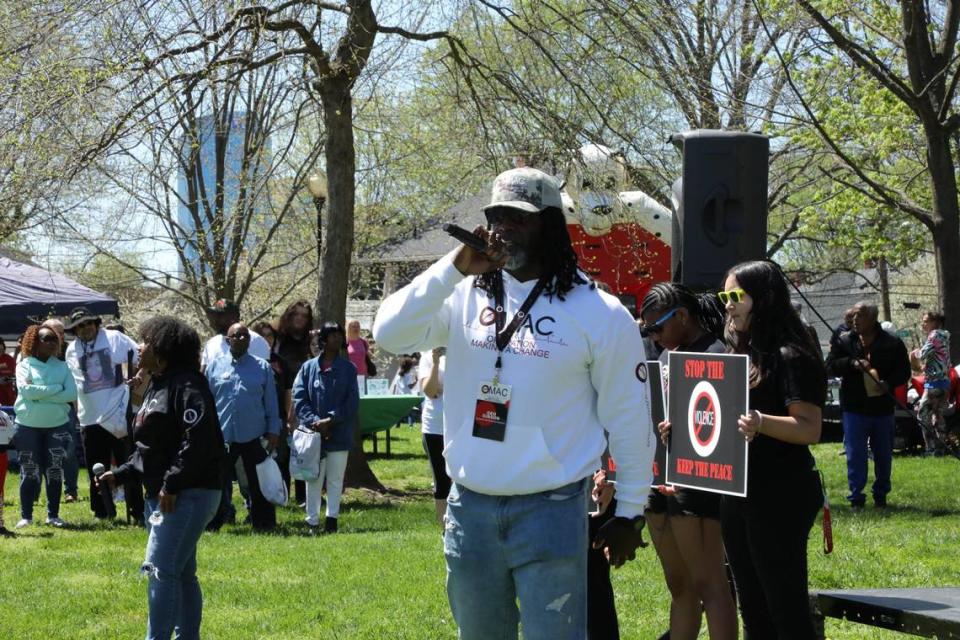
[717,288,748,305]
[485,207,536,226]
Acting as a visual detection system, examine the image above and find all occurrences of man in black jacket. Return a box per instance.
[826,303,911,509]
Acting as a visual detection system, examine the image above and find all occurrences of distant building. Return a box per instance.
[791,269,881,350]
[176,113,270,278]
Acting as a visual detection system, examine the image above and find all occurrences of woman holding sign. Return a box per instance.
[642,283,737,640]
[718,261,826,639]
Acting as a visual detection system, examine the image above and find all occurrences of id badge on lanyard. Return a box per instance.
[470,271,548,443]
[472,380,512,441]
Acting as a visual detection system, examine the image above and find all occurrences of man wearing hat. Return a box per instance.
[374,167,655,639]
[63,306,144,522]
[200,299,271,373]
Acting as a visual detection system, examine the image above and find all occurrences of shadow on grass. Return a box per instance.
[9,529,54,538]
[364,452,424,461]
[212,519,398,537]
[840,503,960,518]
[65,520,145,532]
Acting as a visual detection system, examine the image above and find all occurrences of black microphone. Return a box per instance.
[92,462,117,519]
[443,223,487,252]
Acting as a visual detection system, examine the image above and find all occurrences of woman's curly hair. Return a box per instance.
[19,325,43,359]
[474,207,590,301]
[138,316,201,371]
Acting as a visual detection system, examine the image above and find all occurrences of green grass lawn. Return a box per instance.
[1,429,958,638]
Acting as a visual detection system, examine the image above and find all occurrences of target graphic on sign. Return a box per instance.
[687,380,722,457]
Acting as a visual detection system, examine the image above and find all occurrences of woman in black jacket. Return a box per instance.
[101,316,225,640]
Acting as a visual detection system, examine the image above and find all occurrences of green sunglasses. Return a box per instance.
[717,288,748,305]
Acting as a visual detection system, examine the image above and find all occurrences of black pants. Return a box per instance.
[422,433,452,500]
[720,473,822,640]
[587,500,620,640]
[275,431,292,492]
[212,438,275,531]
[82,424,144,521]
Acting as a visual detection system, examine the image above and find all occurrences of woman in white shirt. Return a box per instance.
[419,347,449,524]
[389,355,419,395]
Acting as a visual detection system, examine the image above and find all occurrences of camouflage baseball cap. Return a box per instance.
[483,167,563,213]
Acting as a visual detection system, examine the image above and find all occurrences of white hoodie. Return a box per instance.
[373,252,654,518]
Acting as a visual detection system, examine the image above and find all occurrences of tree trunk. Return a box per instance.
[314,75,386,491]
[315,78,355,328]
[932,216,960,358]
[924,127,960,358]
[343,425,388,492]
[877,256,891,321]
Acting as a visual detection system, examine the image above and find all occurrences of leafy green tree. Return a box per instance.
[0,2,114,240]
[777,0,960,351]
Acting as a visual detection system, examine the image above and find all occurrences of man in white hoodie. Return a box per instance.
[374,167,655,640]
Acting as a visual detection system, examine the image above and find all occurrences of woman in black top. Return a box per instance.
[101,316,225,640]
[719,261,826,639]
[643,283,736,640]
[274,301,314,504]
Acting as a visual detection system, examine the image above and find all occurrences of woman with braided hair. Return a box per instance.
[640,282,737,640]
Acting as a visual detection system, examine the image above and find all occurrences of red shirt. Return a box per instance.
[0,354,17,406]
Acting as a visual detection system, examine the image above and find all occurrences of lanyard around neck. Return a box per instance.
[491,270,549,375]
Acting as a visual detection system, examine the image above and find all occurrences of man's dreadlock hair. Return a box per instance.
[640,282,726,340]
[473,207,591,300]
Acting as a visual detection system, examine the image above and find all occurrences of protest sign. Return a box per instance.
[648,360,667,486]
[666,352,749,496]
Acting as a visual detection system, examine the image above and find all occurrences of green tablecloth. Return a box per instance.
[359,395,421,434]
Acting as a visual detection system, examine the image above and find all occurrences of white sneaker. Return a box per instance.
[304,516,320,527]
[45,517,66,528]
[15,518,32,529]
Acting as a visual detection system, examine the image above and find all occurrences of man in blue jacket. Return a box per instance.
[206,323,281,531]
[292,322,359,533]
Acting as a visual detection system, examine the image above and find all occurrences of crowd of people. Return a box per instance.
[0,165,955,640]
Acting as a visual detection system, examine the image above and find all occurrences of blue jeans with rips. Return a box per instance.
[444,478,589,640]
[13,422,74,520]
[842,412,895,506]
[142,488,220,640]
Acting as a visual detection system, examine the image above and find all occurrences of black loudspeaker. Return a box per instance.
[668,130,769,291]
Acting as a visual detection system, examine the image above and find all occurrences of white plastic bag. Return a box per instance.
[289,428,322,481]
[0,410,16,446]
[255,456,288,506]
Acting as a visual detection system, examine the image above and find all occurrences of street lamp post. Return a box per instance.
[307,171,328,313]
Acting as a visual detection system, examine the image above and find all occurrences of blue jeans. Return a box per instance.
[13,423,74,520]
[142,488,220,640]
[444,479,589,640]
[842,412,894,505]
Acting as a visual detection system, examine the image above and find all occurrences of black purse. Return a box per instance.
[364,340,377,376]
